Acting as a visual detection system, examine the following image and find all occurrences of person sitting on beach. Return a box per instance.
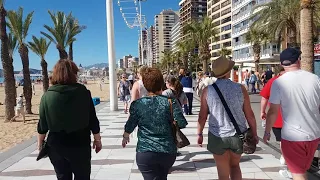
[131,66,148,101]
[118,74,132,114]
[37,59,102,180]
[10,93,25,123]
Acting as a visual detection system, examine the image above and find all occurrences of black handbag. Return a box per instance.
[212,83,256,154]
[168,99,190,149]
[36,140,49,161]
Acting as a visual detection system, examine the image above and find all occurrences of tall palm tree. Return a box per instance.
[41,11,72,59]
[300,0,316,72]
[7,7,34,114]
[251,0,300,47]
[8,32,18,102]
[218,47,232,57]
[176,38,195,70]
[161,50,173,74]
[67,16,86,61]
[183,16,218,72]
[28,36,51,92]
[245,28,269,72]
[0,0,16,121]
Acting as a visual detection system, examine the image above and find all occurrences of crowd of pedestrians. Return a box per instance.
[35,47,320,180]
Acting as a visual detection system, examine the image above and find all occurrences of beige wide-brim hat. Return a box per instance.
[211,56,235,78]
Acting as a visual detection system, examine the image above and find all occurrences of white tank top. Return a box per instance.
[138,80,148,98]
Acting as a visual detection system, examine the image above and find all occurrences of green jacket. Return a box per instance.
[38,83,98,134]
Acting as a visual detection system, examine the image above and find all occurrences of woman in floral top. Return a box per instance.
[122,68,187,180]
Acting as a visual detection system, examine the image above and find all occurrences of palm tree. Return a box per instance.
[218,47,232,57]
[245,28,269,72]
[176,38,195,70]
[8,32,18,101]
[161,50,173,74]
[183,16,218,72]
[251,0,300,47]
[41,11,72,59]
[67,16,86,61]
[28,36,51,92]
[0,1,16,121]
[300,0,316,72]
[7,7,34,114]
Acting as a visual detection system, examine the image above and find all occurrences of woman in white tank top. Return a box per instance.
[131,66,148,101]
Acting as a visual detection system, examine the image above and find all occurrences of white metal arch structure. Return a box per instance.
[117,0,148,65]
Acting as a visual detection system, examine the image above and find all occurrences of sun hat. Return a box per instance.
[211,56,235,78]
[280,48,301,66]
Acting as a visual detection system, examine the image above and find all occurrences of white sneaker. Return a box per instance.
[279,169,293,179]
[280,155,286,165]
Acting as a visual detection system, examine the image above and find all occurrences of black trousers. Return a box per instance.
[184,93,193,115]
[136,152,176,180]
[48,145,91,180]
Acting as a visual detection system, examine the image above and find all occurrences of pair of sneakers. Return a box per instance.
[279,155,293,179]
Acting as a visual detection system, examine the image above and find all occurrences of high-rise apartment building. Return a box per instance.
[123,55,132,69]
[171,22,181,53]
[232,0,278,67]
[179,0,207,35]
[208,0,232,60]
[119,58,124,69]
[138,30,147,65]
[154,9,179,63]
[149,25,156,66]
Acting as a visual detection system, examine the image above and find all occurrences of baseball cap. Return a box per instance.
[280,48,301,66]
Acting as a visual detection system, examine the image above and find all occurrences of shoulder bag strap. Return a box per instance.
[168,99,174,123]
[212,83,244,140]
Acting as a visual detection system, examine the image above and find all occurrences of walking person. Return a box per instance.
[118,74,132,114]
[249,71,257,93]
[243,69,250,90]
[163,76,188,109]
[264,48,320,180]
[37,59,102,180]
[181,72,194,115]
[260,67,292,178]
[10,93,25,123]
[197,56,258,180]
[131,66,148,101]
[122,67,188,180]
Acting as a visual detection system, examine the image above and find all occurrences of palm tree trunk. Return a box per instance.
[300,0,314,72]
[68,42,73,61]
[0,5,16,121]
[41,59,49,92]
[19,44,32,114]
[202,59,208,73]
[57,45,68,59]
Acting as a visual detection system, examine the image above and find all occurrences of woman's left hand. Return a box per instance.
[37,141,43,151]
[122,137,130,148]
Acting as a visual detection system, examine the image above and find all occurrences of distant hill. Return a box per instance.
[84,63,108,69]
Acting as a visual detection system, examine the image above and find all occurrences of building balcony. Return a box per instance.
[232,25,250,38]
[232,0,251,11]
[233,46,281,63]
[232,11,251,26]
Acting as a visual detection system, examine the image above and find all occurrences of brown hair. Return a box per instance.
[142,68,164,93]
[166,76,183,97]
[51,59,79,85]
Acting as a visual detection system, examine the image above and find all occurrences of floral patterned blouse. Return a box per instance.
[124,95,188,154]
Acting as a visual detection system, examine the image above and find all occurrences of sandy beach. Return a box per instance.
[0,81,110,152]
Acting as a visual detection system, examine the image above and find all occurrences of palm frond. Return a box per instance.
[8,32,18,57]
[28,36,51,59]
[7,7,33,46]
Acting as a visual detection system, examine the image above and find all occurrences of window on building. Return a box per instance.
[221,16,231,24]
[223,41,231,47]
[221,24,231,32]
[221,33,231,40]
[221,7,231,16]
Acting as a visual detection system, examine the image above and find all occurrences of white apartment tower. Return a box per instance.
[208,0,232,60]
[154,10,179,63]
[170,22,181,53]
[232,0,279,71]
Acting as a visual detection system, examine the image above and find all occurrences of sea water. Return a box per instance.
[0,77,39,83]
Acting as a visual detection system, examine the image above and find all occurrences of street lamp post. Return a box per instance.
[138,0,144,65]
[106,0,118,111]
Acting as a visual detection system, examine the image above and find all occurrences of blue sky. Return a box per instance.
[5,0,179,71]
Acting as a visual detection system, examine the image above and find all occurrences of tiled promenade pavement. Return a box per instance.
[0,97,318,180]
